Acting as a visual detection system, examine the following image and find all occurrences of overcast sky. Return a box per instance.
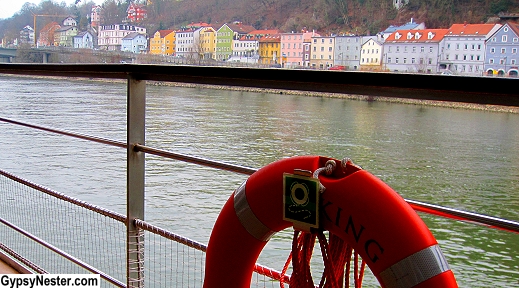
[0,0,103,20]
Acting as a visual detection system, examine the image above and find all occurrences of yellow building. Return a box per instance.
[259,34,281,65]
[199,27,216,60]
[149,30,175,56]
[309,36,334,69]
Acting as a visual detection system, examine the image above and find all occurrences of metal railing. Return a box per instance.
[0,63,519,287]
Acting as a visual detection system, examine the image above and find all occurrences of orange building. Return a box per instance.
[150,30,175,56]
[259,34,281,65]
[37,22,60,47]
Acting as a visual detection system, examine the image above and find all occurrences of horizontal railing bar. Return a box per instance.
[133,144,258,175]
[0,169,127,224]
[1,63,518,107]
[134,219,207,252]
[134,218,291,283]
[0,217,126,287]
[0,242,46,274]
[0,117,126,149]
[407,200,519,234]
[2,117,518,234]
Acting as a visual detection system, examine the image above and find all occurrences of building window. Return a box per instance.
[489,59,494,64]
[501,48,506,54]
[502,35,508,42]
[387,57,392,63]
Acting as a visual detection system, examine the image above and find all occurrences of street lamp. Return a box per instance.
[504,56,507,76]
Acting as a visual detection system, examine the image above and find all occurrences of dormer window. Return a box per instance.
[407,32,412,39]
[415,32,421,39]
[395,32,401,40]
[428,32,435,39]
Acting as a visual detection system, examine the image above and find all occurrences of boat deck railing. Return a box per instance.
[0,63,518,287]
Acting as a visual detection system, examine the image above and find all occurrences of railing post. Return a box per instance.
[127,74,146,287]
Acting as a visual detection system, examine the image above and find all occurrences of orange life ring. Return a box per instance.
[204,156,458,288]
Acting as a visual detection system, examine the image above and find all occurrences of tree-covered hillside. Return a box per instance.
[0,0,518,42]
[143,0,518,34]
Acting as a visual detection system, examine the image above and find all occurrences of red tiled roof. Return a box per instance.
[447,23,499,36]
[505,22,519,37]
[40,21,60,33]
[186,22,210,28]
[248,29,280,36]
[259,34,281,42]
[227,22,256,34]
[157,30,174,38]
[386,29,448,42]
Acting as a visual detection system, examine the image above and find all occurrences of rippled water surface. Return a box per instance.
[0,76,518,287]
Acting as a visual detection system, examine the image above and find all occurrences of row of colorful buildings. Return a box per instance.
[14,3,519,76]
[141,19,519,76]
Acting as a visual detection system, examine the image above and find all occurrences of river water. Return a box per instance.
[0,75,518,287]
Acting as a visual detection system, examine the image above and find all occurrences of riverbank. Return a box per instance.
[151,81,519,114]
[3,73,518,114]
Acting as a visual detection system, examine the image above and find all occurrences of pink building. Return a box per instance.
[90,5,101,29]
[280,29,320,68]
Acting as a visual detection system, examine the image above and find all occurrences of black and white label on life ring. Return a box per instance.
[283,173,320,231]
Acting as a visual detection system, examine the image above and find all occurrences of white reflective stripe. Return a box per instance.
[234,180,275,242]
[379,244,450,288]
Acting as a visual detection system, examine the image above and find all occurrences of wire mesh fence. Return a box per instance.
[0,170,127,286]
[0,170,290,287]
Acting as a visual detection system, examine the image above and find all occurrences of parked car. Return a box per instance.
[328,65,346,71]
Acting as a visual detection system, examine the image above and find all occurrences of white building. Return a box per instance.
[360,36,383,71]
[74,31,94,49]
[121,32,147,53]
[62,16,77,27]
[98,24,146,51]
[19,25,34,45]
[384,29,448,73]
[230,35,260,63]
[175,28,196,59]
[439,23,501,76]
